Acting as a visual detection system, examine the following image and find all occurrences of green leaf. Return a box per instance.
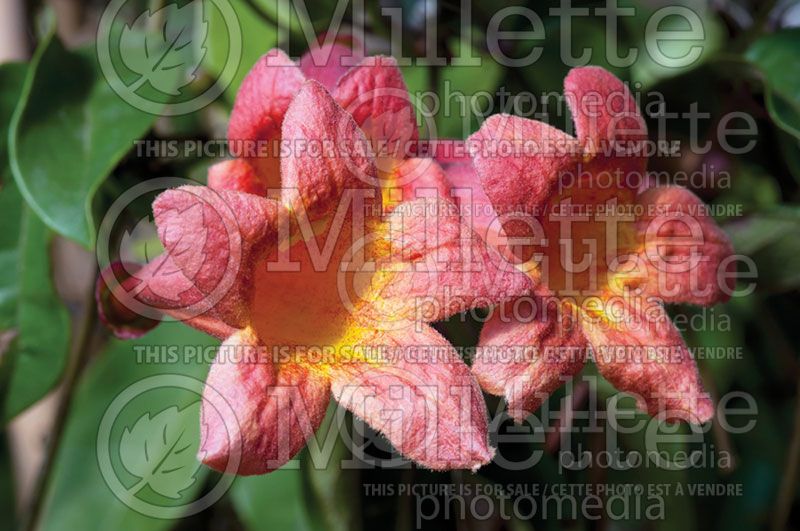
[436,42,503,139]
[0,62,28,329]
[9,30,159,248]
[3,208,70,421]
[399,64,430,97]
[38,323,216,531]
[714,164,780,218]
[0,201,71,422]
[725,207,800,255]
[610,420,698,531]
[229,405,355,531]
[685,301,746,392]
[120,0,208,96]
[0,62,26,187]
[206,0,278,103]
[230,469,308,531]
[746,29,800,140]
[300,407,360,531]
[725,207,800,292]
[746,239,800,292]
[119,403,202,499]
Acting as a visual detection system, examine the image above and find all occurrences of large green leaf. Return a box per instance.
[0,62,25,188]
[746,29,800,140]
[0,62,71,422]
[9,30,159,248]
[0,62,28,329]
[38,323,216,531]
[0,201,71,422]
[206,0,278,103]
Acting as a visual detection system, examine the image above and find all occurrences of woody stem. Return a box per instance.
[22,266,98,531]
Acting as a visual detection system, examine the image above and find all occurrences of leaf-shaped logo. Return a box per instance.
[362,106,417,170]
[157,199,209,282]
[119,214,161,265]
[119,0,208,96]
[119,403,202,500]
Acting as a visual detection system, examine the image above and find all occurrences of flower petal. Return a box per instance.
[442,160,501,245]
[249,223,363,348]
[362,197,531,325]
[299,41,363,91]
[152,186,279,327]
[330,325,493,470]
[228,49,306,186]
[96,261,163,339]
[207,159,267,196]
[619,186,735,306]
[427,139,471,164]
[96,257,236,339]
[333,56,417,170]
[581,297,714,423]
[382,157,450,209]
[280,80,378,221]
[467,114,580,236]
[473,295,588,422]
[199,329,331,475]
[564,66,647,167]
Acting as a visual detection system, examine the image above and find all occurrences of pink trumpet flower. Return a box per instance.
[97,47,531,475]
[212,40,448,208]
[466,67,735,424]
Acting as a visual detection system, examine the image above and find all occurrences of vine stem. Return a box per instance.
[22,265,99,531]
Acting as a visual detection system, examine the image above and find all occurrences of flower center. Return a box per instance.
[538,183,639,302]
[248,215,387,373]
